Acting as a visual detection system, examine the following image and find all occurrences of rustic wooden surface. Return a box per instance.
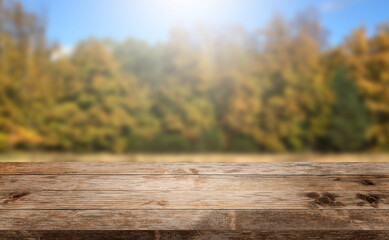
[1,162,388,239]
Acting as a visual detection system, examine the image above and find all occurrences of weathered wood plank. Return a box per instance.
[1,191,388,209]
[1,175,387,191]
[2,162,389,175]
[1,210,389,230]
[2,230,389,240]
[1,162,388,235]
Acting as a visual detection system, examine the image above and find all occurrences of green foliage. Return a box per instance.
[345,26,389,150]
[320,67,370,152]
[0,133,9,151]
[1,0,389,153]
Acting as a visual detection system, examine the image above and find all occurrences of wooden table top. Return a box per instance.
[1,162,389,239]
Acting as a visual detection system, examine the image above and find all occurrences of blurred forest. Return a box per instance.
[1,0,389,153]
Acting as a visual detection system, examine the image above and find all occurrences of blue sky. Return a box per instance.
[19,0,389,48]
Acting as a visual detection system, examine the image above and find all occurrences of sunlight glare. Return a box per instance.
[153,0,234,25]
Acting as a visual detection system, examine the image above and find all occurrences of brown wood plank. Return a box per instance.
[1,175,387,191]
[1,190,388,209]
[2,230,389,240]
[1,162,388,235]
[1,210,389,230]
[2,162,389,175]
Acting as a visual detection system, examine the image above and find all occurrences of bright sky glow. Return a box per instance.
[18,0,389,47]
[150,0,240,23]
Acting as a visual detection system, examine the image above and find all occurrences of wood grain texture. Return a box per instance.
[1,210,389,230]
[2,231,389,240]
[1,162,389,239]
[2,162,389,175]
[1,175,387,191]
[1,190,388,209]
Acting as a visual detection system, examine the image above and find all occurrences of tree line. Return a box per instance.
[1,1,388,152]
